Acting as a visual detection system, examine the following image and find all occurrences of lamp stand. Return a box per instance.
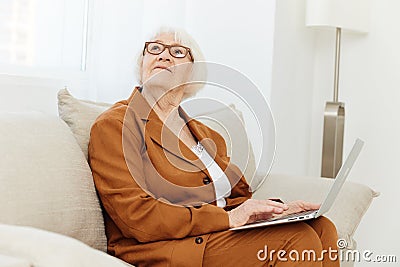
[321,28,345,178]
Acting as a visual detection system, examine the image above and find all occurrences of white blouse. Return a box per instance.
[191,142,231,207]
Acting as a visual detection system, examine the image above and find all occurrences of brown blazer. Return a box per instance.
[88,88,252,266]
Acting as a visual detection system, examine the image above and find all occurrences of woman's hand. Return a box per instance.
[272,200,321,219]
[227,199,289,228]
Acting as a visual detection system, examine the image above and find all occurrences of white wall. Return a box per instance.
[309,0,400,264]
[271,0,400,264]
[269,0,316,176]
[75,0,276,105]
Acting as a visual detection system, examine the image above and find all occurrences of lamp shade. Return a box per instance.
[306,0,369,33]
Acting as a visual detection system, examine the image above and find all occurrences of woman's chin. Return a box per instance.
[145,73,187,92]
[150,69,173,81]
[144,78,175,93]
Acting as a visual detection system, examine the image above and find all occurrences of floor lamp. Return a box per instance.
[306,0,369,178]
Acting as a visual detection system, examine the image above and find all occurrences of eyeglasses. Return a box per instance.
[143,41,194,62]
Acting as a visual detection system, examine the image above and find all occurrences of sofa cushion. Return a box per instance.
[0,224,132,267]
[0,253,32,267]
[253,173,379,249]
[0,112,107,252]
[58,89,111,159]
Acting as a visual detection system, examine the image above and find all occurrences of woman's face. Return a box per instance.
[141,33,193,92]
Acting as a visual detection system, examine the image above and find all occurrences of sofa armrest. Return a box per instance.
[0,254,32,267]
[252,173,379,249]
[0,224,134,267]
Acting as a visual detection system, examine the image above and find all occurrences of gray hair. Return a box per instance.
[136,27,207,99]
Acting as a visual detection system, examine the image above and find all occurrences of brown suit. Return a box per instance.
[88,88,252,266]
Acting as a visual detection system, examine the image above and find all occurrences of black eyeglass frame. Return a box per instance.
[143,41,194,62]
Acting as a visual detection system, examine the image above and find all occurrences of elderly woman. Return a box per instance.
[88,28,339,267]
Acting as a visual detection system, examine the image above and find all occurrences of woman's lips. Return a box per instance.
[153,66,172,72]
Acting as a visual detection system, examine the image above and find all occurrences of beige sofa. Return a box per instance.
[0,89,378,267]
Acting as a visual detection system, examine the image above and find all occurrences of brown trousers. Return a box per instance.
[203,216,340,267]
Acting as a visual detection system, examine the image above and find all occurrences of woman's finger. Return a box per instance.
[252,204,281,214]
[257,199,289,209]
[304,202,321,210]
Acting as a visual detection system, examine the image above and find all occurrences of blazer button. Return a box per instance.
[195,237,203,244]
[203,177,211,185]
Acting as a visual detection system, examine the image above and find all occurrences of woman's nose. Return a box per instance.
[157,48,172,62]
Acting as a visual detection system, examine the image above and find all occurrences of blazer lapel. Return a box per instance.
[185,115,244,187]
[183,111,237,182]
[127,89,207,172]
[146,118,201,161]
[189,120,227,165]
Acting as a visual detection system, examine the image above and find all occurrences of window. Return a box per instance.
[0,0,88,76]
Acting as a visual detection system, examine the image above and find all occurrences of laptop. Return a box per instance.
[230,138,364,231]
